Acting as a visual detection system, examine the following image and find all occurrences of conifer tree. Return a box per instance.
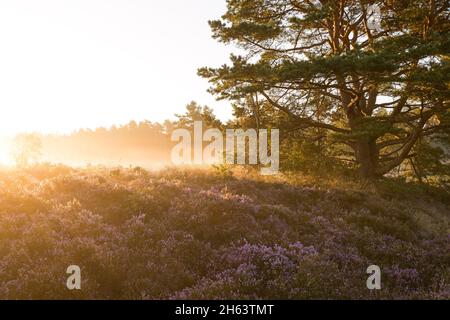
[199,0,449,178]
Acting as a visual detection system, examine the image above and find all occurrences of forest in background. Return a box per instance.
[4,98,448,189]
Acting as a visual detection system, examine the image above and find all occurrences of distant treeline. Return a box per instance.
[11,99,450,185]
[39,121,173,168]
[37,101,222,168]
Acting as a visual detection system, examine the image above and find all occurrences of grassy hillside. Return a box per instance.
[0,165,448,299]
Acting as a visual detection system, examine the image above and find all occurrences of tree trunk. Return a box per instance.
[354,139,379,179]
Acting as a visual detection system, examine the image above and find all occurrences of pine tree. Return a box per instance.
[199,0,449,178]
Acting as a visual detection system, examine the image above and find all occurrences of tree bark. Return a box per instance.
[354,139,379,179]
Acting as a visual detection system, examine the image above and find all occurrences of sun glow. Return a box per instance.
[0,0,232,136]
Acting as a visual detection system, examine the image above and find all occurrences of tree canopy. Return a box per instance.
[199,0,450,178]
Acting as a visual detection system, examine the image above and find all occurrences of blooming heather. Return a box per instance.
[0,165,448,299]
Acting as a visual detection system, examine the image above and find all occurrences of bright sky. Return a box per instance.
[0,0,234,135]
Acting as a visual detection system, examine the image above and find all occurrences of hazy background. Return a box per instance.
[0,0,234,135]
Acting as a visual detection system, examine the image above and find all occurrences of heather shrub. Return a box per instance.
[0,165,448,299]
